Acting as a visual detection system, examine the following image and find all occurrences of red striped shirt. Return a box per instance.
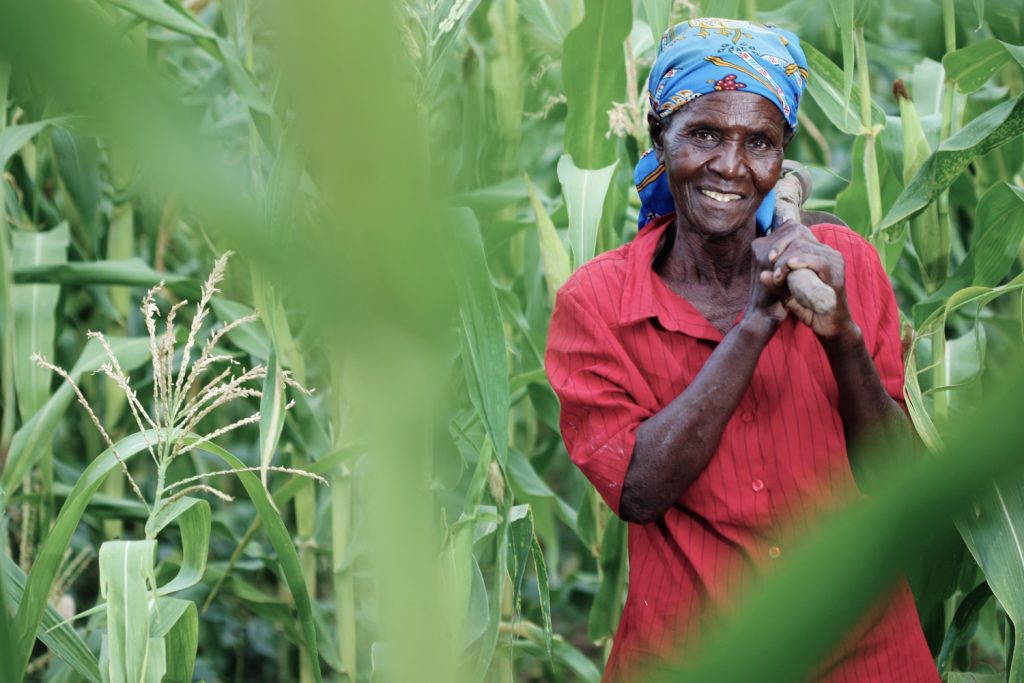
[545,216,938,682]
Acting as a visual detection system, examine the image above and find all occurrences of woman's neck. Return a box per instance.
[657,219,756,293]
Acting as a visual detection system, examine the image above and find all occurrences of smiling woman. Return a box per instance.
[545,18,940,683]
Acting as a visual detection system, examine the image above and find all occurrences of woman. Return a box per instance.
[545,18,938,682]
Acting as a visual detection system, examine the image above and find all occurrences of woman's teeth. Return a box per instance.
[700,189,742,202]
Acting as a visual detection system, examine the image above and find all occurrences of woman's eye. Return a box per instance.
[693,130,716,142]
[748,137,772,151]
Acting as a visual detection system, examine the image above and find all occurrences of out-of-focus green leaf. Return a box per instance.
[11,223,68,421]
[557,154,617,268]
[13,258,201,300]
[587,514,626,642]
[0,551,13,683]
[105,0,215,39]
[562,0,631,169]
[450,208,509,465]
[944,38,1024,94]
[525,174,571,305]
[882,93,1024,229]
[99,539,158,683]
[1,336,150,493]
[803,41,885,136]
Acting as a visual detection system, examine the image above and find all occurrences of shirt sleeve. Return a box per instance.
[544,285,653,516]
[831,226,906,406]
[866,257,907,406]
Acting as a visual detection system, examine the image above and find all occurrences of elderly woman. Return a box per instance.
[545,18,938,682]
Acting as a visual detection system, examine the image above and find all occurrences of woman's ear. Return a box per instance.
[647,111,665,162]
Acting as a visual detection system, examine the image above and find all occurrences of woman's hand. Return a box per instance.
[758,220,856,340]
[746,231,790,330]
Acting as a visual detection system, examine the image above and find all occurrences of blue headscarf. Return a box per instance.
[635,18,809,230]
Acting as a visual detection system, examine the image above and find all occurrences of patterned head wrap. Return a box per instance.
[634,18,809,230]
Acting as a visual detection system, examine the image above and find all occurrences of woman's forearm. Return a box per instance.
[619,313,778,524]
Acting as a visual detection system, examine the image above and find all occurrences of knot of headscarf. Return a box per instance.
[634,18,809,230]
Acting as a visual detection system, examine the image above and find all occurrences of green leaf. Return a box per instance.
[520,0,573,47]
[557,154,617,267]
[209,297,271,359]
[11,223,69,421]
[449,209,510,465]
[259,352,287,488]
[507,506,534,615]
[587,514,627,642]
[509,622,601,683]
[965,183,1024,287]
[830,0,856,114]
[105,0,215,39]
[1,554,102,683]
[145,496,210,595]
[99,540,158,683]
[882,93,1024,230]
[956,481,1024,681]
[944,38,1024,94]
[525,174,571,305]
[1,336,150,493]
[803,41,886,136]
[936,581,993,675]
[562,0,631,168]
[531,535,554,662]
[51,128,102,236]
[10,431,323,682]
[196,439,323,682]
[0,119,64,168]
[151,598,198,683]
[13,258,201,300]
[641,0,672,45]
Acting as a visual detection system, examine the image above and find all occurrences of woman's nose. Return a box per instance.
[707,142,746,179]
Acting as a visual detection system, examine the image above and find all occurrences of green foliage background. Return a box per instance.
[0,0,1022,682]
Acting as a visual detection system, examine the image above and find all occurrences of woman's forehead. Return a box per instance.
[667,91,786,131]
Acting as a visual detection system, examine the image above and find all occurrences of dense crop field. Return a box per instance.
[0,0,1023,681]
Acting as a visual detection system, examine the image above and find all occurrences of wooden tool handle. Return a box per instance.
[773,166,837,317]
[787,268,837,316]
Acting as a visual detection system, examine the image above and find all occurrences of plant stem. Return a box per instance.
[855,26,882,239]
[294,448,317,683]
[932,0,957,426]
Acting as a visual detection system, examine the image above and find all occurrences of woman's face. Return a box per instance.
[653,91,787,239]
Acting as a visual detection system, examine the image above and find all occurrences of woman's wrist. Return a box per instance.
[737,309,782,343]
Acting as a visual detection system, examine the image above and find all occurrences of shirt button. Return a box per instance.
[768,545,782,559]
[741,412,753,423]
[751,479,765,492]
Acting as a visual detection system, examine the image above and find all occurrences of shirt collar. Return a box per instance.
[617,214,725,342]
